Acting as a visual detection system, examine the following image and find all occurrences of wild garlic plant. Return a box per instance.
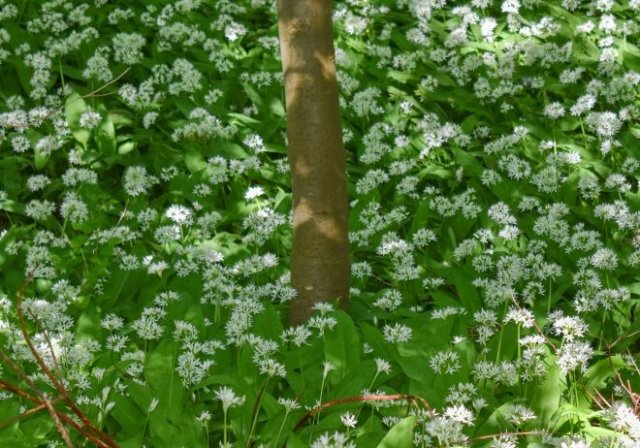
[0,0,639,446]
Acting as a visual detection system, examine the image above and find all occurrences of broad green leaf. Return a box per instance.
[285,433,308,448]
[450,268,481,313]
[584,356,625,389]
[96,109,117,155]
[529,356,565,423]
[185,147,208,173]
[324,310,362,381]
[64,92,90,147]
[146,341,184,421]
[376,416,415,448]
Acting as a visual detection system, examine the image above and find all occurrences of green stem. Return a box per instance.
[248,378,270,446]
[223,410,228,446]
[58,58,65,90]
[547,279,552,314]
[355,372,380,421]
[495,301,508,362]
[599,311,607,352]
[168,344,178,410]
[274,410,290,448]
[317,373,328,425]
[516,325,521,362]
[297,352,305,390]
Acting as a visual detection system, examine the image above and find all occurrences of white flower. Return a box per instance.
[375,358,392,375]
[259,358,286,377]
[60,192,89,223]
[112,32,145,65]
[245,186,264,200]
[79,111,102,129]
[504,404,536,426]
[132,315,163,340]
[143,112,158,129]
[340,412,358,429]
[215,386,245,413]
[552,316,587,341]
[430,350,461,375]
[123,166,151,196]
[311,432,355,448]
[11,135,30,153]
[585,111,622,138]
[504,307,535,328]
[101,314,124,331]
[444,405,474,425]
[197,410,211,424]
[480,18,497,41]
[165,205,193,225]
[501,0,520,13]
[278,397,300,412]
[224,22,247,41]
[488,202,516,225]
[543,102,565,119]
[556,340,593,374]
[591,247,618,271]
[322,360,335,378]
[147,260,169,276]
[382,323,412,344]
[575,21,595,34]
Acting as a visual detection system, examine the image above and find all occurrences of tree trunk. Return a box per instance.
[277,0,350,324]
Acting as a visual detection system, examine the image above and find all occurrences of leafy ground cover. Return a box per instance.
[1,0,640,446]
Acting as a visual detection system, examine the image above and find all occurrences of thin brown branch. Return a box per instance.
[42,394,75,448]
[472,430,547,441]
[0,68,130,130]
[0,379,39,402]
[15,273,119,448]
[28,309,62,376]
[0,402,47,429]
[81,68,130,99]
[54,408,114,448]
[293,393,433,432]
[606,330,640,353]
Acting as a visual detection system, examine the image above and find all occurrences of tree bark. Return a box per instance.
[277,0,350,324]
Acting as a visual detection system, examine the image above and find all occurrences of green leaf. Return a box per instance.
[146,342,183,421]
[96,109,117,155]
[34,144,50,170]
[64,92,90,147]
[228,112,261,126]
[285,433,308,448]
[118,140,136,155]
[185,147,208,173]
[584,356,626,389]
[450,269,481,313]
[376,416,415,448]
[529,355,565,423]
[324,310,362,381]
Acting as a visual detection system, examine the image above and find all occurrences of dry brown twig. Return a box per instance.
[0,271,119,447]
[0,68,130,130]
[293,392,434,433]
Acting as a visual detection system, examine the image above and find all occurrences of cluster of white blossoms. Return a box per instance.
[1,0,639,445]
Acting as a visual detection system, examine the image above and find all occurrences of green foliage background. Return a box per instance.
[0,0,639,447]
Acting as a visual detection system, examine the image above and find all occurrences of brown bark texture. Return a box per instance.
[277,0,350,324]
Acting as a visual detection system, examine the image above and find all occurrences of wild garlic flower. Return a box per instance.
[79,111,101,129]
[430,350,461,375]
[374,358,392,375]
[382,323,412,344]
[215,386,245,413]
[556,340,593,374]
[311,432,355,448]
